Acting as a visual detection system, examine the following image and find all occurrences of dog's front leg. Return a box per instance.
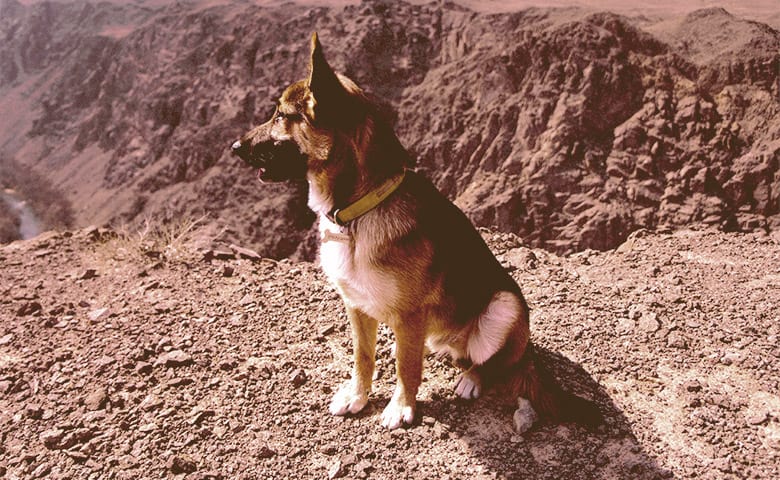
[329,307,378,416]
[381,320,424,429]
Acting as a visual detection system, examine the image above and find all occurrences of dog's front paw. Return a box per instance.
[380,395,415,429]
[329,385,369,416]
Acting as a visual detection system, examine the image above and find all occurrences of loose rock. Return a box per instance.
[84,388,109,411]
[167,454,198,474]
[513,397,539,434]
[157,350,193,368]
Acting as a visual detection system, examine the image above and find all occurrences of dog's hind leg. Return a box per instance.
[381,316,425,429]
[455,365,482,399]
[330,307,378,416]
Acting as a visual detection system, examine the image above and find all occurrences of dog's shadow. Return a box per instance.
[414,346,672,480]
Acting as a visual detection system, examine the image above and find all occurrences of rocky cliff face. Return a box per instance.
[1,0,778,257]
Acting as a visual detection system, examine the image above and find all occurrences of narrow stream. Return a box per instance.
[2,189,43,240]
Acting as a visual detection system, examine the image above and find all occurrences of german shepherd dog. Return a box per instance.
[231,33,600,430]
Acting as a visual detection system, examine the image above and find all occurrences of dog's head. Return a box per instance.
[231,33,367,182]
[231,33,410,185]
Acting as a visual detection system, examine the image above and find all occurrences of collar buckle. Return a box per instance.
[327,208,346,227]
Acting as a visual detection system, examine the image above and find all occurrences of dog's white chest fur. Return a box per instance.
[318,216,396,320]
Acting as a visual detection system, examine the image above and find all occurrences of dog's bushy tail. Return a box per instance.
[507,344,602,427]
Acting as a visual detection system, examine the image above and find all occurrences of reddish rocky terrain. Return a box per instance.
[1,226,779,479]
[1,2,780,478]
[0,0,778,257]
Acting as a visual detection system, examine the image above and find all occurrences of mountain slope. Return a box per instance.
[0,0,778,256]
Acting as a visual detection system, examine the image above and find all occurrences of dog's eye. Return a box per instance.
[275,111,302,123]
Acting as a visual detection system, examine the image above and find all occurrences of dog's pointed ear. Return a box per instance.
[306,32,346,121]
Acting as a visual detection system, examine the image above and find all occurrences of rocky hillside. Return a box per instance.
[1,226,779,478]
[0,0,778,257]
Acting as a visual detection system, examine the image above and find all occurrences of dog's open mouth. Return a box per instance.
[231,139,308,182]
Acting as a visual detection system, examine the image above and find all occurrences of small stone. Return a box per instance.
[80,269,98,280]
[167,454,198,474]
[319,325,336,336]
[212,250,235,260]
[194,471,223,480]
[256,445,276,459]
[432,422,449,439]
[615,317,635,335]
[158,350,193,368]
[84,388,109,411]
[87,308,110,323]
[504,247,538,269]
[290,369,307,387]
[135,362,153,375]
[190,409,215,426]
[638,312,660,333]
[745,410,769,426]
[31,462,51,478]
[139,394,164,411]
[222,265,234,277]
[328,459,345,479]
[167,377,193,387]
[320,443,338,455]
[683,380,702,392]
[513,397,538,434]
[229,244,263,262]
[219,360,236,371]
[65,450,89,463]
[667,331,687,349]
[355,459,372,473]
[422,416,436,426]
[138,423,157,432]
[16,301,42,316]
[0,333,13,345]
[720,352,740,365]
[41,428,65,449]
[712,457,731,473]
[25,403,43,419]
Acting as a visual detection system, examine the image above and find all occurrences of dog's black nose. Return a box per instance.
[231,139,249,160]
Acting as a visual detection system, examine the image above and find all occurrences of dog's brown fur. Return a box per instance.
[231,33,600,430]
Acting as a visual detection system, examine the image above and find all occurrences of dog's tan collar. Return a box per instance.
[326,170,406,227]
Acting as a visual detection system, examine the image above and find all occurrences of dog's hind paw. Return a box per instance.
[380,396,415,429]
[329,385,369,416]
[454,370,482,399]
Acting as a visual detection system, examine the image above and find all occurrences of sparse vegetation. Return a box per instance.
[99,215,206,264]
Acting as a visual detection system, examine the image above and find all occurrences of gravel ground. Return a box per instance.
[1,226,778,479]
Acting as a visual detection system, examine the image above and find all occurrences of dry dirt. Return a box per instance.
[1,225,779,479]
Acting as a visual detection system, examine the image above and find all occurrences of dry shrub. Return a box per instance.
[100,215,206,264]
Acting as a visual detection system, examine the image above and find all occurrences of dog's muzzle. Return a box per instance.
[231,139,252,163]
[229,138,308,182]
